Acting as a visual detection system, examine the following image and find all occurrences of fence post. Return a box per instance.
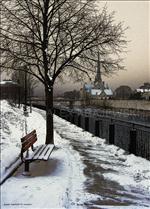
[95,120,100,137]
[71,113,75,124]
[78,115,81,127]
[67,111,71,122]
[55,108,60,116]
[109,123,115,144]
[57,109,60,116]
[85,117,89,131]
[129,128,137,155]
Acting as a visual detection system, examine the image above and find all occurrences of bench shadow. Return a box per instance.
[14,158,61,178]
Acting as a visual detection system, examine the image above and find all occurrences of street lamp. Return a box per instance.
[23,66,28,116]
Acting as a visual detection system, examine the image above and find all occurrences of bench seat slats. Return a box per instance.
[38,145,54,160]
[32,144,54,160]
[35,145,47,159]
[25,145,43,160]
[28,145,45,160]
[38,145,50,159]
[23,144,54,161]
[32,145,47,159]
[25,144,54,161]
[42,145,54,160]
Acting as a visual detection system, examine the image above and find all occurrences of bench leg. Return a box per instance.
[22,161,31,176]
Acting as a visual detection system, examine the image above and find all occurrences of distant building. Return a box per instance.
[64,90,80,100]
[136,82,150,100]
[81,52,113,99]
[91,87,113,98]
[137,82,150,93]
[114,85,133,99]
[0,80,22,101]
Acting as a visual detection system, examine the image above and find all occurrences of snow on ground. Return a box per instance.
[0,100,86,208]
[53,114,150,194]
[0,100,47,182]
[0,100,150,209]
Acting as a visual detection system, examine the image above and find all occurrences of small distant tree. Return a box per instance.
[130,91,142,100]
[115,85,133,100]
[11,69,37,106]
[0,0,127,144]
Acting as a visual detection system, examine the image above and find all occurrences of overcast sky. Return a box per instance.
[55,0,150,94]
[103,0,149,90]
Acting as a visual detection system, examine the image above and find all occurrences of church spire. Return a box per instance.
[94,51,104,89]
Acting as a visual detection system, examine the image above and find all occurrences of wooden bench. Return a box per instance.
[20,130,54,176]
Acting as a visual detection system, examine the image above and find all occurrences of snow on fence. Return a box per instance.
[54,107,150,160]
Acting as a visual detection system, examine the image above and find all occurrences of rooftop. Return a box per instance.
[0,80,19,85]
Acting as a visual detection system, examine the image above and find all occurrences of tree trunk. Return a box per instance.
[45,86,54,144]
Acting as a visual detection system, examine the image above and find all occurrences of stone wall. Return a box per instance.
[54,107,150,160]
[78,99,150,111]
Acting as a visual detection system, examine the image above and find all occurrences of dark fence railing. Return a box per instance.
[54,106,150,160]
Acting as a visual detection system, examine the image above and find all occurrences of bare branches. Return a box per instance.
[1,0,127,88]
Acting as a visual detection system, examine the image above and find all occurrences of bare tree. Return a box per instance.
[0,0,127,144]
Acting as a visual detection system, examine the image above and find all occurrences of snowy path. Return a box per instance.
[54,116,150,208]
[1,104,150,209]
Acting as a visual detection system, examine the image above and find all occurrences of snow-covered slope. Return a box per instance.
[1,100,150,208]
[1,100,24,180]
[0,100,47,182]
[1,100,86,208]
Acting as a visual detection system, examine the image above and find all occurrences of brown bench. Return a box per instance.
[21,130,54,175]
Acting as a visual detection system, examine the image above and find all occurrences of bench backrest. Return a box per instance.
[21,130,37,154]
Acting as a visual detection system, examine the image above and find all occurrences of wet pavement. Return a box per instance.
[54,116,150,208]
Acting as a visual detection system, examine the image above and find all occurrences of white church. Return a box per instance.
[82,53,113,99]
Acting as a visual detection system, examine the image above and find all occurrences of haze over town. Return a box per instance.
[51,1,149,96]
[1,1,149,96]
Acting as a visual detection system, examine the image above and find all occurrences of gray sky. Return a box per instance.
[104,0,150,90]
[55,0,150,94]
